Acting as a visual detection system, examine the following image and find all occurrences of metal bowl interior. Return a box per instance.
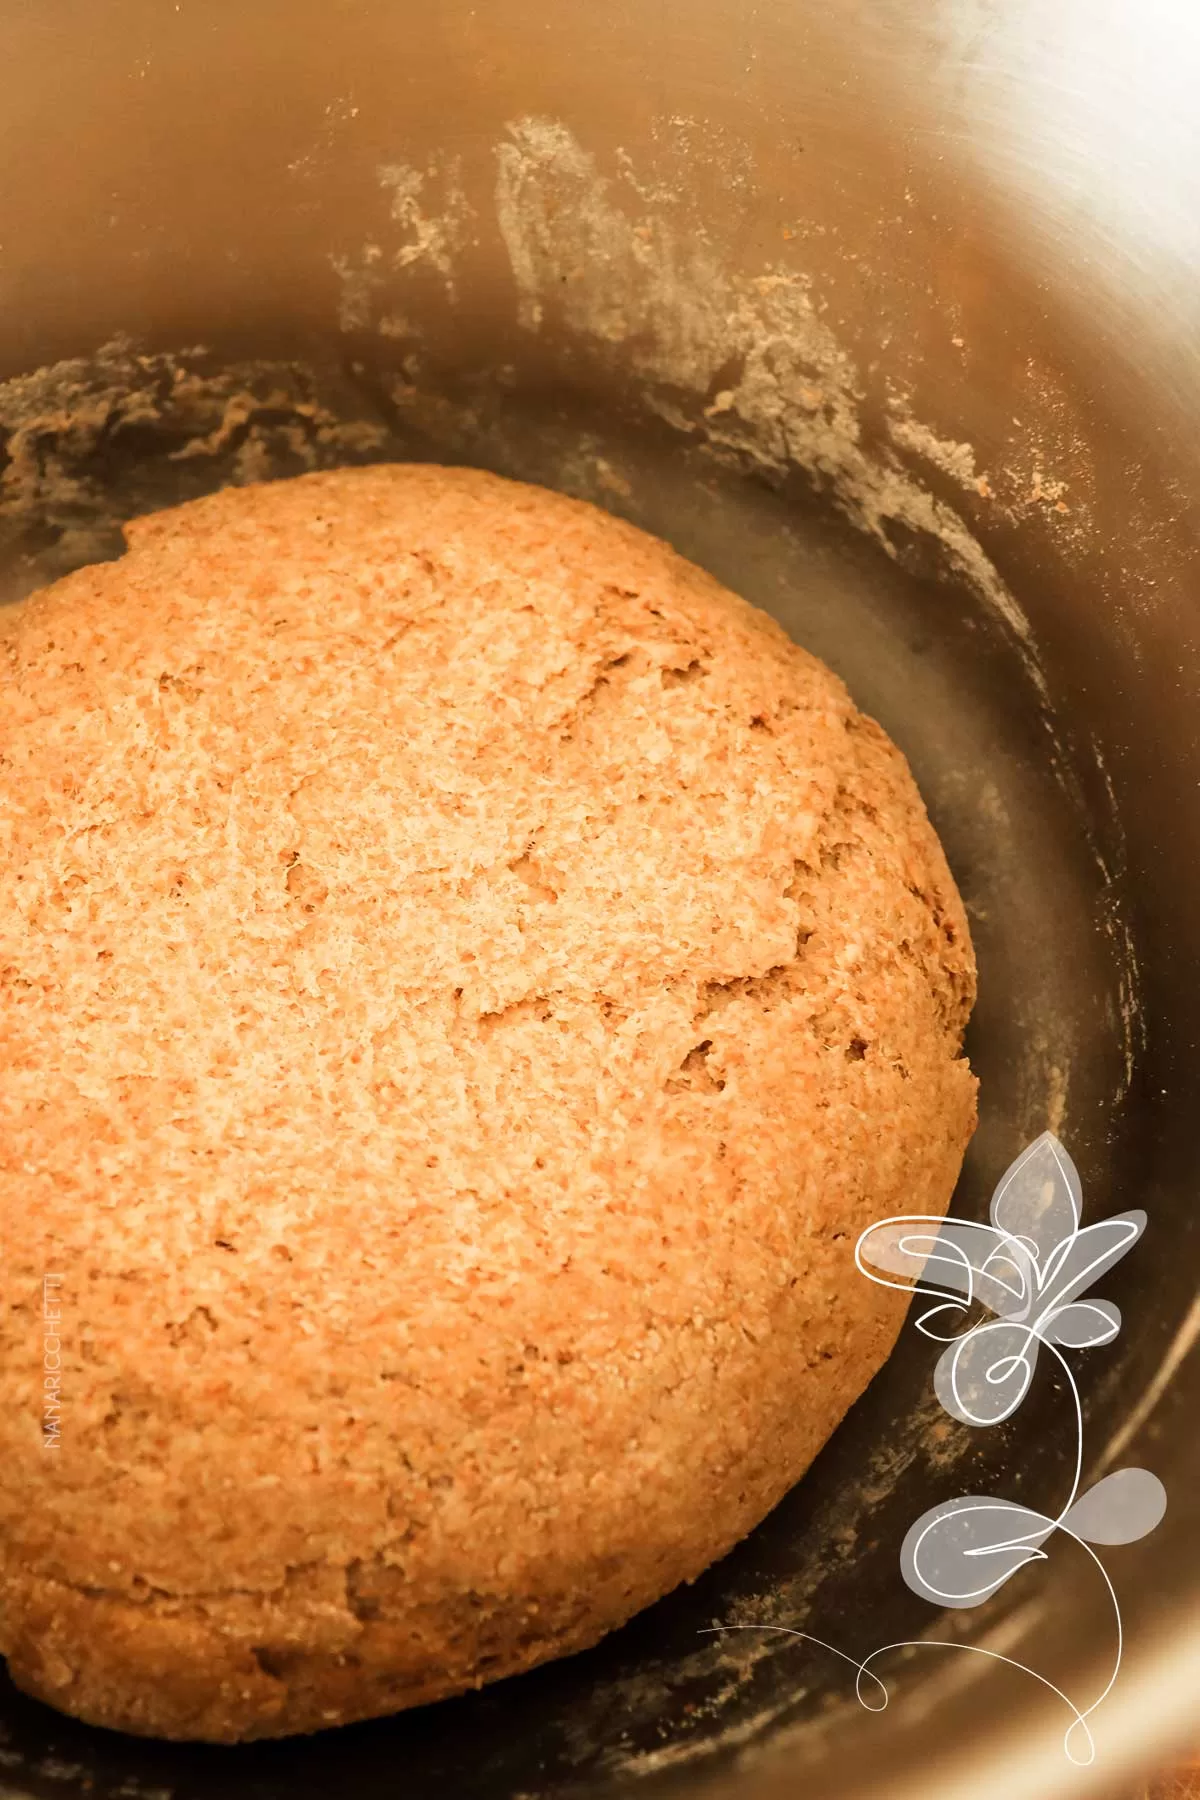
[1,5,1198,1798]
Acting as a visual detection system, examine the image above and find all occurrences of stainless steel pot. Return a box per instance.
[2,3,1198,1797]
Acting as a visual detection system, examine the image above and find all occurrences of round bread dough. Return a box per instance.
[0,464,976,1741]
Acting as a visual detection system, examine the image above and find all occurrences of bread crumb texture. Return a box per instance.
[0,464,976,1740]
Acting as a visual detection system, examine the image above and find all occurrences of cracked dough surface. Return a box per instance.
[0,463,977,1740]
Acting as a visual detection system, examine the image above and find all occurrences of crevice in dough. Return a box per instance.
[476,994,554,1037]
[507,849,559,904]
[558,648,636,742]
[694,949,810,1024]
[665,1039,726,1096]
[660,658,707,688]
[22,1558,334,1611]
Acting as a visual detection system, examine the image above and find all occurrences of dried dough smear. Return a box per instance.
[0,463,976,1740]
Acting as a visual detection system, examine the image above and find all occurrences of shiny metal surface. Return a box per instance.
[1,3,1197,1797]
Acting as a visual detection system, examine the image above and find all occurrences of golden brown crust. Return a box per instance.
[0,464,976,1740]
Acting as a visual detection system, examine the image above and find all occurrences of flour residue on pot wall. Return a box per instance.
[492,116,1041,675]
[886,409,986,497]
[331,153,475,332]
